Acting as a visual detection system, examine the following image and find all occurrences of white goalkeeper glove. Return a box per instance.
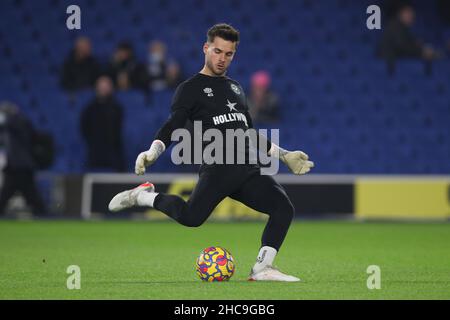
[135,140,166,175]
[269,143,314,175]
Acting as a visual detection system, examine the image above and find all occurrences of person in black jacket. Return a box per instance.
[0,101,46,217]
[147,40,182,91]
[377,4,440,75]
[80,76,125,172]
[60,36,101,91]
[106,41,149,92]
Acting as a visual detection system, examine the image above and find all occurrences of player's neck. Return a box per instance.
[199,66,226,78]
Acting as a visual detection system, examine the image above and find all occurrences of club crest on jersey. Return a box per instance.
[230,84,241,95]
[203,87,214,97]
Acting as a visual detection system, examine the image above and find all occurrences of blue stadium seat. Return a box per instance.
[0,0,449,173]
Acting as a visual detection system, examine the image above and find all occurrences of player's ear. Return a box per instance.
[203,42,209,55]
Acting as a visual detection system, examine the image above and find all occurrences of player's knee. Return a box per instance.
[181,217,205,228]
[185,221,204,228]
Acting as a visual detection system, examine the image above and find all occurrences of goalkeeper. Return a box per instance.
[109,24,314,282]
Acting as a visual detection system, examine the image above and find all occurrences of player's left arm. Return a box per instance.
[244,111,314,175]
[268,143,314,175]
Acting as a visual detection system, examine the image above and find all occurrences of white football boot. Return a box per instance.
[108,182,155,212]
[248,266,301,282]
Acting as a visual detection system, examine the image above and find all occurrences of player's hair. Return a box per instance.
[207,23,240,44]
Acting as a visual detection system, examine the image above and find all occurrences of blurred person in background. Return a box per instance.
[247,70,280,125]
[377,4,441,75]
[60,36,101,91]
[437,0,450,55]
[0,102,46,217]
[80,76,125,172]
[147,40,182,91]
[437,0,450,25]
[107,41,149,92]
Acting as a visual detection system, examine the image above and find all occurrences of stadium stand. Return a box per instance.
[0,0,449,174]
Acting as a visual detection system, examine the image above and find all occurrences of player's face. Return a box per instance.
[203,37,236,76]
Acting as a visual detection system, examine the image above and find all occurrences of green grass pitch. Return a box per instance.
[0,220,449,299]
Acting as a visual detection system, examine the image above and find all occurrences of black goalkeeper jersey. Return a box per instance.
[155,73,271,165]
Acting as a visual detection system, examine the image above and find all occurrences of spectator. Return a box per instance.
[377,4,440,75]
[382,0,412,21]
[0,101,46,217]
[60,36,101,91]
[247,71,280,124]
[147,40,182,91]
[107,41,149,91]
[80,77,125,172]
[437,0,450,25]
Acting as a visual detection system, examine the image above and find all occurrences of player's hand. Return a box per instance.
[135,151,157,175]
[282,151,314,175]
[134,140,166,175]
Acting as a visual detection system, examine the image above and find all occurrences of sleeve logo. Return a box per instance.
[203,87,214,97]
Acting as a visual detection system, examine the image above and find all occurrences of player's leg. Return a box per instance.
[230,172,294,252]
[17,170,46,216]
[0,171,18,215]
[109,166,243,227]
[150,167,233,227]
[230,171,299,281]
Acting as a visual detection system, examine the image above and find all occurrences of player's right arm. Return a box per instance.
[135,82,194,175]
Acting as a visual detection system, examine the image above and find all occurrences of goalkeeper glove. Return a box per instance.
[135,140,166,175]
[269,143,314,175]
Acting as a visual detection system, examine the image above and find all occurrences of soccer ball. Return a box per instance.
[196,246,235,282]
